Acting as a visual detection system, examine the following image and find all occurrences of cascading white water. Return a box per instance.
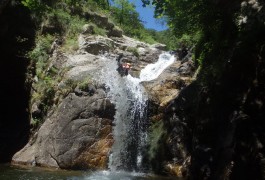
[140,53,175,82]
[97,52,175,172]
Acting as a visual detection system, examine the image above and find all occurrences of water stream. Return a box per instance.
[98,52,175,172]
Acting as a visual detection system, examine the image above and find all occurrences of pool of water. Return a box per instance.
[0,164,179,180]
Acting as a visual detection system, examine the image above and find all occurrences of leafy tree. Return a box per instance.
[141,0,204,37]
[112,0,140,26]
[92,0,110,9]
[21,0,48,14]
[111,0,151,41]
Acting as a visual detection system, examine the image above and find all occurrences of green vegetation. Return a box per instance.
[141,0,265,178]
[141,0,238,71]
[21,0,105,128]
[20,0,168,45]
[148,120,166,160]
[140,0,204,52]
[88,22,107,36]
[126,47,139,57]
[77,77,93,91]
[110,0,157,44]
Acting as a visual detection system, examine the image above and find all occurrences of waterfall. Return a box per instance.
[140,53,175,82]
[98,52,175,172]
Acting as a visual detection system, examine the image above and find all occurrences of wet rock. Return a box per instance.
[142,60,194,111]
[177,60,196,76]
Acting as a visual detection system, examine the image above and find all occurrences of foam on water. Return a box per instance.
[139,52,175,82]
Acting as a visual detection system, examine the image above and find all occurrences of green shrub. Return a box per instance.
[140,34,157,45]
[64,79,78,89]
[148,120,166,160]
[85,22,107,36]
[78,77,92,91]
[28,34,54,80]
[62,38,79,53]
[127,47,139,57]
[29,34,54,61]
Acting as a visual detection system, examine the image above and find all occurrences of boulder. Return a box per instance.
[108,26,123,37]
[12,89,115,169]
[112,35,149,50]
[31,101,42,119]
[84,11,114,30]
[151,43,167,51]
[78,35,114,55]
[82,24,95,34]
[142,59,195,113]
[177,60,196,76]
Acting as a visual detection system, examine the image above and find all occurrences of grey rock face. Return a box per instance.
[150,43,167,51]
[12,89,115,169]
[82,24,95,35]
[78,35,114,55]
[84,11,112,30]
[12,28,175,170]
[108,26,123,37]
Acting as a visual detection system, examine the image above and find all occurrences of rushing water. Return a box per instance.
[98,55,148,172]
[98,52,175,172]
[140,53,175,82]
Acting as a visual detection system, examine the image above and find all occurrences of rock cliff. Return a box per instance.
[0,1,197,175]
[11,21,195,170]
[0,1,35,162]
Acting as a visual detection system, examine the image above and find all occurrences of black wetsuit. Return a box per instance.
[116,54,125,76]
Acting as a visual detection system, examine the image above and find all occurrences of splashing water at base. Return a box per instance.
[0,164,178,180]
[97,52,175,172]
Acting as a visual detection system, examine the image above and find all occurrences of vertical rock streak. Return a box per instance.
[98,52,175,172]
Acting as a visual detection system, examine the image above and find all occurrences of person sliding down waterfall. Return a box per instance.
[124,62,132,75]
[116,53,132,76]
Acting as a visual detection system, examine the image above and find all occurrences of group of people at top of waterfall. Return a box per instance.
[116,53,132,77]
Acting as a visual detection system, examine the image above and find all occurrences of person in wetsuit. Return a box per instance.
[123,62,131,76]
[116,54,124,76]
[116,54,131,76]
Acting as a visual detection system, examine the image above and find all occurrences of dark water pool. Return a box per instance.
[0,164,179,180]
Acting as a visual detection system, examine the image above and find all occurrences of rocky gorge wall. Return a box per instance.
[0,0,197,177]
[11,21,195,171]
[157,1,265,179]
[0,1,35,162]
[2,1,265,180]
